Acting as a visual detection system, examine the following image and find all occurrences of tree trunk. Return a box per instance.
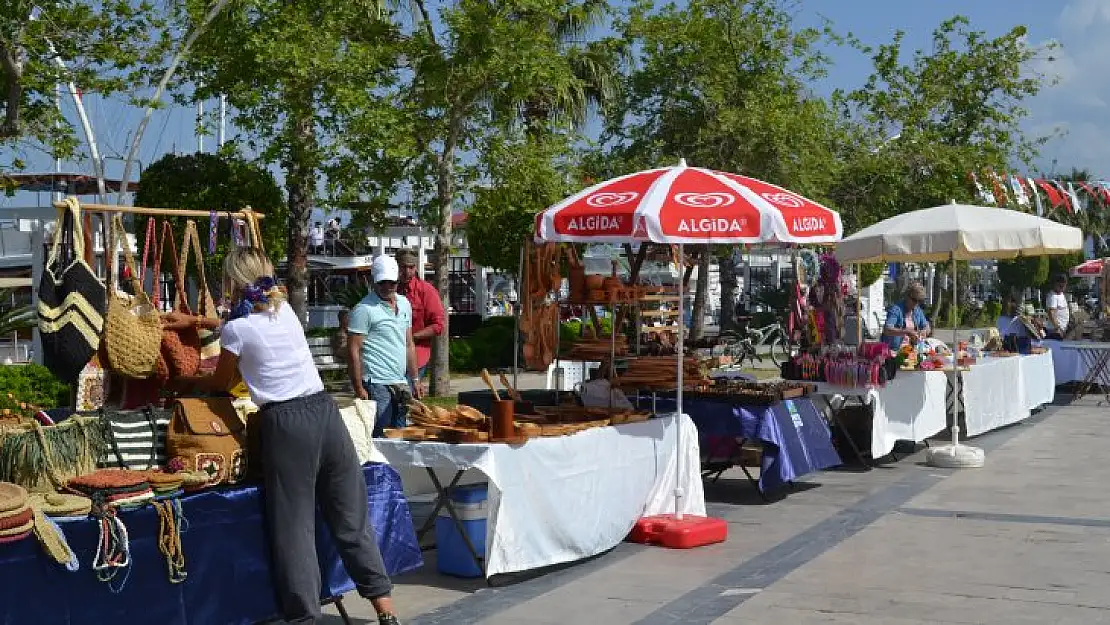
[282,103,315,326]
[690,245,711,341]
[718,248,737,335]
[429,118,461,397]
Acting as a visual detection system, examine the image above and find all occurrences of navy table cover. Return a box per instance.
[652,396,842,492]
[0,462,423,625]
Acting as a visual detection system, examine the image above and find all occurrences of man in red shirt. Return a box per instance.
[395,249,445,391]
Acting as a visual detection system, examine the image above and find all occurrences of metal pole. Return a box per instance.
[53,83,62,203]
[675,242,685,520]
[951,252,960,448]
[197,100,205,153]
[514,242,523,393]
[218,94,227,147]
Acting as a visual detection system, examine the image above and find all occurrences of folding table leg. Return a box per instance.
[426,469,486,578]
[333,597,354,625]
[415,469,466,544]
[826,398,871,469]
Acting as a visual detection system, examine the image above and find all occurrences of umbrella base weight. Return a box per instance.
[926,443,986,469]
[627,514,728,549]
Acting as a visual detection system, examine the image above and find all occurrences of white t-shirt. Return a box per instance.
[1046,291,1070,332]
[220,304,324,406]
[309,226,324,247]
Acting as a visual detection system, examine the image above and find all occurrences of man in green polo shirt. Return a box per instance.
[348,255,421,437]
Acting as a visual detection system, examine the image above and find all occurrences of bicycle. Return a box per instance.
[719,319,792,367]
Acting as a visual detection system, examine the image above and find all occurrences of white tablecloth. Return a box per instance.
[961,352,1054,437]
[375,414,704,577]
[815,370,948,459]
[1042,339,1087,384]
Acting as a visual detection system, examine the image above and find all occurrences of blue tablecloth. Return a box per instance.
[653,397,842,492]
[0,463,423,625]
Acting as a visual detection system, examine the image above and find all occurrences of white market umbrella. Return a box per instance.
[837,202,1083,468]
[535,159,842,517]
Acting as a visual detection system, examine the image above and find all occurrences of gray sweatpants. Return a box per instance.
[260,391,393,623]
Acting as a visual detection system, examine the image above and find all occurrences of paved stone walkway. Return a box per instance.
[324,392,1107,624]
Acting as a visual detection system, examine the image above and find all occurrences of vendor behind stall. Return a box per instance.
[995,295,1031,339]
[1045,273,1070,339]
[882,282,931,350]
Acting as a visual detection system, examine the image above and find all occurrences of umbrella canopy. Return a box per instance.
[535,159,841,245]
[1072,258,1104,278]
[836,203,1083,264]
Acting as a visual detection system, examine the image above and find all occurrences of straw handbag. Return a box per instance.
[0,416,110,493]
[103,214,163,379]
[37,198,107,383]
[181,220,222,372]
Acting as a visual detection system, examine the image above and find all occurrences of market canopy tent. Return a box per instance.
[533,159,843,520]
[835,203,1082,263]
[535,159,842,245]
[1072,258,1105,278]
[836,202,1082,469]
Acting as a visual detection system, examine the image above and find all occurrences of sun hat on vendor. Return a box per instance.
[372,254,399,284]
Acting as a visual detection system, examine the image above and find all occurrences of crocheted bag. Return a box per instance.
[166,398,247,488]
[180,220,221,372]
[154,222,201,379]
[96,406,171,471]
[103,214,163,379]
[37,198,107,383]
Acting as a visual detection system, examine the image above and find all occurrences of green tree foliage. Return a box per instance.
[0,1,168,172]
[997,256,1048,298]
[829,17,1051,233]
[173,0,406,321]
[135,152,285,284]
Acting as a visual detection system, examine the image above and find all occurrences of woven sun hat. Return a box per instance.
[28,492,92,518]
[142,471,185,491]
[180,470,212,489]
[0,482,27,515]
[67,468,150,492]
[0,506,32,531]
[0,515,33,539]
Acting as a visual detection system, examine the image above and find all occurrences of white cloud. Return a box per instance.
[1025,2,1110,176]
[1057,0,1110,31]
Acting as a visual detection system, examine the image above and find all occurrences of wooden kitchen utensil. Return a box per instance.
[481,368,501,401]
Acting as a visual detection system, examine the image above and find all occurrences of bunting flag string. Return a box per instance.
[968,169,1110,217]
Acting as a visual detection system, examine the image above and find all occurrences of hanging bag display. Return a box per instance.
[102,214,163,379]
[37,198,107,383]
[180,220,221,372]
[154,222,201,379]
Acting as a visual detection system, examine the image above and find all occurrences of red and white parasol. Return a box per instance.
[535,159,841,244]
[1072,258,1104,278]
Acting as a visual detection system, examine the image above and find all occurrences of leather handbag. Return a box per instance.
[96,405,171,471]
[102,214,163,379]
[37,198,107,383]
[154,222,201,379]
[181,220,221,372]
[166,397,248,487]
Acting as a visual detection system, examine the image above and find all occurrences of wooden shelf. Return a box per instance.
[639,295,681,302]
[641,309,679,318]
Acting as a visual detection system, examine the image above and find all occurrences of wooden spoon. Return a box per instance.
[481,368,502,401]
[499,372,523,402]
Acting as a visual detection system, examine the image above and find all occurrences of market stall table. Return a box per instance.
[0,463,422,625]
[652,396,841,495]
[1041,339,1089,385]
[950,352,1056,436]
[1052,342,1110,403]
[376,414,704,579]
[812,371,949,462]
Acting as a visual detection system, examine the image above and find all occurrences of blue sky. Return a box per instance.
[3,0,1102,211]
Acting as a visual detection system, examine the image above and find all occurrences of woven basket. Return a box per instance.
[103,214,163,378]
[0,417,110,493]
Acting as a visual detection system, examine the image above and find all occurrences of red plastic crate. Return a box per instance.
[627,514,728,549]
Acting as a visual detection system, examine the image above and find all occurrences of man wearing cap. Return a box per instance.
[395,249,444,392]
[348,255,422,437]
[882,282,932,351]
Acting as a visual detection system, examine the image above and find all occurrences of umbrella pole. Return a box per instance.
[951,254,959,448]
[675,242,685,520]
[514,242,524,393]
